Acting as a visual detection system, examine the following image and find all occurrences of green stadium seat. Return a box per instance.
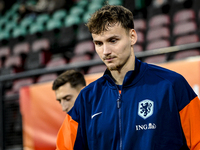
[108,0,123,5]
[5,21,18,34]
[64,15,81,27]
[52,9,67,21]
[69,6,84,16]
[29,23,45,35]
[46,19,62,31]
[82,12,91,23]
[10,13,19,23]
[0,17,8,29]
[10,3,21,13]
[76,0,89,7]
[0,31,10,41]
[87,2,102,12]
[20,17,35,30]
[12,27,27,38]
[36,14,50,26]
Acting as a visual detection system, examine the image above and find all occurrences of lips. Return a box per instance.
[103,56,116,61]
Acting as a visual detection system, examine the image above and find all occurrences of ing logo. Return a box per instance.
[138,99,154,119]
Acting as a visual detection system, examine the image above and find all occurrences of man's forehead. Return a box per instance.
[94,23,122,34]
[92,24,126,40]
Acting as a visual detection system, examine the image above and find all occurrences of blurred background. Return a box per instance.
[0,0,200,149]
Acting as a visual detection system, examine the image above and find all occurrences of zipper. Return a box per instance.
[117,92,122,150]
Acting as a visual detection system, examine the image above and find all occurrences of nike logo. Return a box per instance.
[91,112,102,119]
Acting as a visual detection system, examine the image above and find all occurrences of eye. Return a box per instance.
[94,41,103,46]
[63,97,71,101]
[110,39,117,43]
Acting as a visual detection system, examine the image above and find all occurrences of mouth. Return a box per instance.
[104,56,115,62]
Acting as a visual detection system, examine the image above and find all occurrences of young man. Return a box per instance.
[52,69,86,113]
[56,5,200,150]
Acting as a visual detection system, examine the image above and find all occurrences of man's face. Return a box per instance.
[55,82,80,113]
[92,24,137,71]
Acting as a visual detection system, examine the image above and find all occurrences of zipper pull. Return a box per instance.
[117,93,121,109]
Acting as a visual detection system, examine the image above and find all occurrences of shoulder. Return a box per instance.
[146,63,185,85]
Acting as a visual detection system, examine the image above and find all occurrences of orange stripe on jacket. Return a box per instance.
[56,114,78,150]
[179,96,200,150]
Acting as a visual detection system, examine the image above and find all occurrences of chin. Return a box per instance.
[107,65,120,71]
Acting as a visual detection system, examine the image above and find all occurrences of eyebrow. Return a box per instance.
[93,35,120,43]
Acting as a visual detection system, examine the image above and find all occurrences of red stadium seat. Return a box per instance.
[36,73,58,83]
[173,21,197,37]
[134,19,146,32]
[148,14,170,28]
[3,55,24,73]
[74,40,95,55]
[69,54,92,63]
[46,55,67,68]
[5,78,34,97]
[0,46,11,66]
[32,38,50,52]
[87,65,107,74]
[173,9,196,24]
[146,26,170,42]
[174,34,199,45]
[146,39,171,50]
[13,42,30,55]
[143,55,167,64]
[173,49,200,60]
[0,46,10,58]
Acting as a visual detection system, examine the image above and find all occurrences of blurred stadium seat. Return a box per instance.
[173,9,196,24]
[146,39,171,50]
[0,46,10,66]
[24,38,51,70]
[173,21,197,37]
[36,73,58,83]
[52,9,67,22]
[69,53,92,64]
[87,64,107,74]
[46,54,67,68]
[74,40,95,55]
[148,14,170,28]
[173,49,200,60]
[146,26,170,43]
[174,34,199,45]
[143,55,167,64]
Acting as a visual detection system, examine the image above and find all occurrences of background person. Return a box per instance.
[52,69,86,113]
[56,4,200,150]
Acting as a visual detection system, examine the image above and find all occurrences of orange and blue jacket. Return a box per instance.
[56,58,200,150]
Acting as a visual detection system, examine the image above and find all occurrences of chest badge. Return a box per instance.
[138,99,154,119]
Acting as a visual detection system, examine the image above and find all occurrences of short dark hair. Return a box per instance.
[52,69,86,90]
[86,4,134,34]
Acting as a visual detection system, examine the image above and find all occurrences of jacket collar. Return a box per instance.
[103,57,147,88]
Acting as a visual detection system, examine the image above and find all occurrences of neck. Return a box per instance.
[111,55,135,85]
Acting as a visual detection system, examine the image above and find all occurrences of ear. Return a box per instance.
[130,29,137,46]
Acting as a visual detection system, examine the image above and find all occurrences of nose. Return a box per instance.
[60,100,68,112]
[103,44,111,55]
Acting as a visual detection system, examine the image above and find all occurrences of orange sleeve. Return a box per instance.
[179,96,200,150]
[56,114,78,150]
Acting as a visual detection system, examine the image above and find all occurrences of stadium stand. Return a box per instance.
[1,0,200,149]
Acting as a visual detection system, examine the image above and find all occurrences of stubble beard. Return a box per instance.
[107,63,121,71]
